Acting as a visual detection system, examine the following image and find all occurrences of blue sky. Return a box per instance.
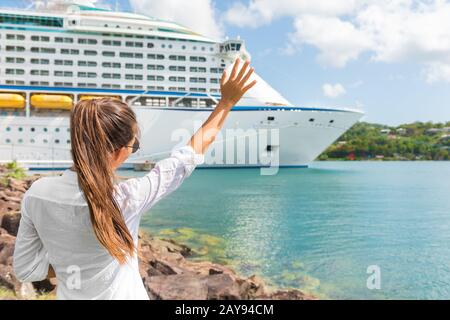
[3,0,450,125]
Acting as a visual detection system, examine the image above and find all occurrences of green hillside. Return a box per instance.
[319,121,450,161]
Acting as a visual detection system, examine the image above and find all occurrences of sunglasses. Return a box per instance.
[126,137,140,153]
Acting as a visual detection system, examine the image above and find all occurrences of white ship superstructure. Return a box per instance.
[0,1,363,169]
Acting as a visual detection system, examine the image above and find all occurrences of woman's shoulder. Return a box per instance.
[24,174,63,200]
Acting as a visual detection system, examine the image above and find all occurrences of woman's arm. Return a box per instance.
[188,58,257,155]
[13,197,51,283]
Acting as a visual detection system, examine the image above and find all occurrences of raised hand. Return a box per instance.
[219,57,257,108]
[188,57,257,154]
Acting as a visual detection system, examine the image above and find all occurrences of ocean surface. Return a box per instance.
[121,162,450,299]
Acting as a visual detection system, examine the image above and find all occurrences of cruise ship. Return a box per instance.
[0,1,364,169]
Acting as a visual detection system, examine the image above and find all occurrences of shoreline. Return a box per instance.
[0,165,316,300]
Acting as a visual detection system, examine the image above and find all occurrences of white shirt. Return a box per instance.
[13,145,204,300]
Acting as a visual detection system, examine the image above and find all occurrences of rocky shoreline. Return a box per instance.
[0,164,316,300]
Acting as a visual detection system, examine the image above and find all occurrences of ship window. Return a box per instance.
[55,37,73,43]
[309,118,315,122]
[102,51,115,57]
[43,139,48,143]
[268,116,275,121]
[67,139,70,144]
[30,139,35,143]
[6,68,25,75]
[7,34,25,40]
[31,127,35,132]
[18,139,23,143]
[84,50,97,56]
[329,120,335,123]
[5,139,11,143]
[147,43,154,48]
[18,127,23,132]
[55,139,60,144]
[6,127,11,132]
[266,145,273,152]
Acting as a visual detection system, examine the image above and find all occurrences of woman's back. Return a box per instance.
[13,146,204,299]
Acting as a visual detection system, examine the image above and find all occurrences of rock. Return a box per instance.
[0,264,15,291]
[145,274,209,300]
[144,273,242,300]
[8,179,27,193]
[0,264,35,299]
[1,212,21,236]
[16,282,36,300]
[0,199,21,213]
[204,273,241,300]
[259,289,317,300]
[238,275,268,299]
[0,232,16,265]
[149,260,177,276]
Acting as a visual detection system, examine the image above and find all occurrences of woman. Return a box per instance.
[13,58,256,299]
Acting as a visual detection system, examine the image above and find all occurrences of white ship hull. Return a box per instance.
[0,105,363,169]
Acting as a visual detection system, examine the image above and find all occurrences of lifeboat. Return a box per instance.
[79,95,121,101]
[31,94,73,110]
[0,93,26,109]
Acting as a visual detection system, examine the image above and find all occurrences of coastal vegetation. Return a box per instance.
[319,121,450,161]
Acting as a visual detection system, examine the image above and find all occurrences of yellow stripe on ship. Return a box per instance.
[31,94,73,110]
[0,93,26,109]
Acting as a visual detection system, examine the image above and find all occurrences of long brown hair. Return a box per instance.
[70,97,138,264]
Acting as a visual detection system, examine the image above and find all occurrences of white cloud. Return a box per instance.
[423,62,450,83]
[290,15,373,67]
[224,0,357,28]
[128,0,223,39]
[224,0,450,83]
[322,83,346,98]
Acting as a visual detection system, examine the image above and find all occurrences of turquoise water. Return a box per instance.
[121,162,450,299]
